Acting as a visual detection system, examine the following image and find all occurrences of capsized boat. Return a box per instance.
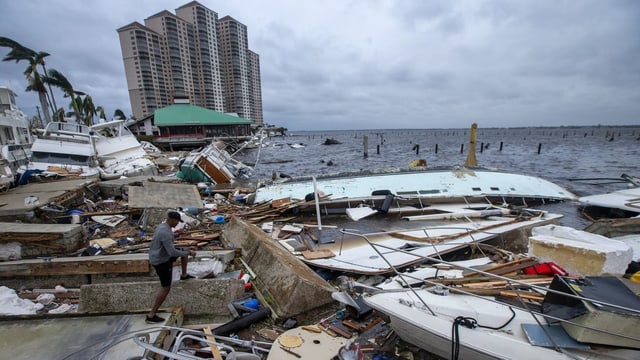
[177,141,252,184]
[90,120,158,180]
[273,203,563,275]
[248,167,577,208]
[578,174,640,218]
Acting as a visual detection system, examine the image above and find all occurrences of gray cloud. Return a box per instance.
[1,0,639,130]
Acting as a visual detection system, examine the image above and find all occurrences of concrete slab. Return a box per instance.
[0,222,83,258]
[79,278,245,317]
[97,175,177,198]
[127,180,202,209]
[223,216,335,319]
[0,310,177,359]
[0,178,99,221]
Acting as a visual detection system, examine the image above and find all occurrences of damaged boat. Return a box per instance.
[90,120,158,180]
[248,167,577,211]
[0,86,34,186]
[577,174,640,219]
[177,141,253,184]
[269,203,563,275]
[23,121,101,180]
[347,225,640,360]
[20,120,157,182]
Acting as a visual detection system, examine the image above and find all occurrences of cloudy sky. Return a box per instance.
[1,0,639,130]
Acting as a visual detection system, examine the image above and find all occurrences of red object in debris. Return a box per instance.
[523,262,568,276]
[239,272,252,290]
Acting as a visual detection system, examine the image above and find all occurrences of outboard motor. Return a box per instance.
[378,193,394,213]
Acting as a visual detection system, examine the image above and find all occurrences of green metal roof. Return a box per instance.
[154,104,253,126]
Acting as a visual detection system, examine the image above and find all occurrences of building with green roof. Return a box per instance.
[129,99,254,149]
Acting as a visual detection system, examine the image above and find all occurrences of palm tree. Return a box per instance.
[81,94,97,126]
[96,106,107,122]
[52,107,65,122]
[43,69,84,123]
[0,37,57,124]
[113,109,126,120]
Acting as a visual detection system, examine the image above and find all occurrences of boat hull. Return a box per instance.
[364,289,638,360]
[252,167,576,204]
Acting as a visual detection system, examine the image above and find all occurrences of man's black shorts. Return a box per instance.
[153,257,177,287]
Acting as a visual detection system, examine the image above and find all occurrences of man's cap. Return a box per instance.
[167,211,183,222]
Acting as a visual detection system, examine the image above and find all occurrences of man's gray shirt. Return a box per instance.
[148,222,189,266]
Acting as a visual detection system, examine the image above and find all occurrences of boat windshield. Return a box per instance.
[31,151,91,166]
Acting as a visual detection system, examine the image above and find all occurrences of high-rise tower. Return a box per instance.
[117,1,262,125]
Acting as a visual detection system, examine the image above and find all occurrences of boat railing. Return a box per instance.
[43,122,93,136]
[340,228,640,348]
[132,326,271,360]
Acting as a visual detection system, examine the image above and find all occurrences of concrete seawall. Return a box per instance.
[79,278,245,317]
[223,216,335,318]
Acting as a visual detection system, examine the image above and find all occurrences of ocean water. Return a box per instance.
[237,125,640,229]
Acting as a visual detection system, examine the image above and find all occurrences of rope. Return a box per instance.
[450,307,516,360]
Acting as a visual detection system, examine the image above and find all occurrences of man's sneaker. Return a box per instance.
[145,315,165,324]
[180,274,195,280]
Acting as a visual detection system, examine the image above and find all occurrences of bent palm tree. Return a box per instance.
[81,94,97,126]
[43,69,84,123]
[0,37,58,124]
[113,108,126,120]
[96,106,107,122]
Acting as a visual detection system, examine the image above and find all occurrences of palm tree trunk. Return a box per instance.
[38,91,52,125]
[41,63,58,114]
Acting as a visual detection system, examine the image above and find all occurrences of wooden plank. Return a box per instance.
[203,327,223,360]
[499,290,545,301]
[465,258,539,277]
[436,275,553,285]
[301,249,335,259]
[271,197,291,208]
[0,258,150,277]
[462,277,553,289]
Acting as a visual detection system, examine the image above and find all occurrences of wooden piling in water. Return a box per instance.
[480,142,484,153]
[537,143,542,154]
[363,135,368,158]
[376,144,380,155]
[460,144,464,154]
[435,144,438,154]
[499,141,503,151]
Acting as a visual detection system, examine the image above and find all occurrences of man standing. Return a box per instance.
[146,211,196,323]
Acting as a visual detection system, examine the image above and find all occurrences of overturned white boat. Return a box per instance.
[177,141,252,184]
[249,167,576,209]
[91,120,158,180]
[578,174,640,218]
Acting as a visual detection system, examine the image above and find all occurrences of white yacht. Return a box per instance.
[0,86,34,186]
[90,120,158,180]
[24,121,100,180]
[22,120,157,182]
